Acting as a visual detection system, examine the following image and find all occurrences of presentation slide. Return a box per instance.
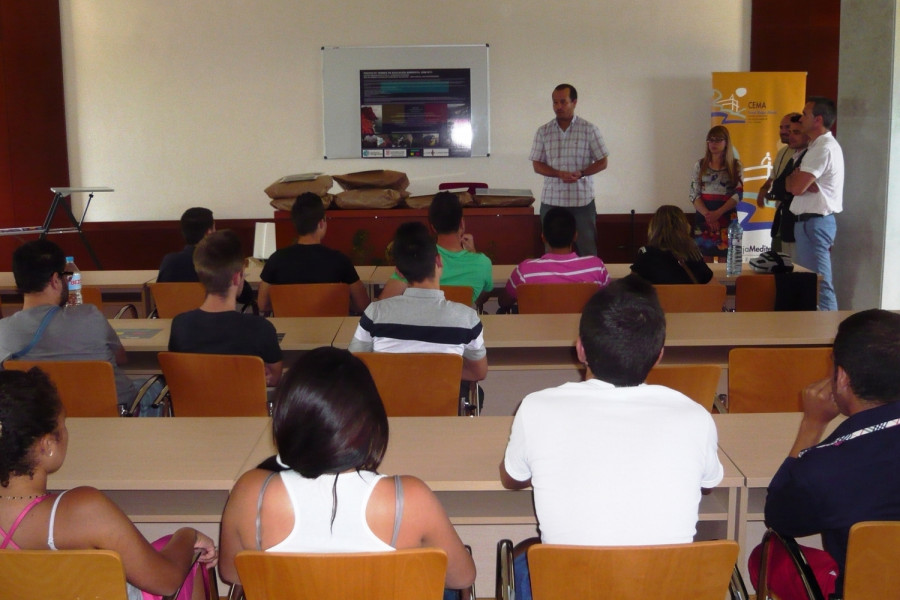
[360,68,472,158]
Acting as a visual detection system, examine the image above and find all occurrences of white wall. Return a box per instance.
[59,0,751,222]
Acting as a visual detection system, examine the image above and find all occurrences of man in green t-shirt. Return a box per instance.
[380,191,493,307]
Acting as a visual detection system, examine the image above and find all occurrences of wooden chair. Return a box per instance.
[354,352,464,416]
[654,283,726,313]
[440,284,474,306]
[843,521,900,599]
[526,541,739,600]
[727,347,832,412]
[234,549,447,600]
[148,282,206,318]
[734,275,776,311]
[268,283,350,317]
[157,352,269,416]
[516,282,599,314]
[0,549,129,599]
[645,364,721,412]
[81,286,138,318]
[4,360,124,417]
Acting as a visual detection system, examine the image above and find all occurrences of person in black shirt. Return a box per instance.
[631,205,713,285]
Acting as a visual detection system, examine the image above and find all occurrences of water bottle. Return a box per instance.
[65,256,83,306]
[726,214,743,277]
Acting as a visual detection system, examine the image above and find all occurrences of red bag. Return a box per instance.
[749,537,839,599]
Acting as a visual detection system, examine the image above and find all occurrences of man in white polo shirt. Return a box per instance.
[499,275,722,600]
[787,96,844,310]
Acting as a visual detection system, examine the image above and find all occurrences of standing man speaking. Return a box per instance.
[530,84,609,257]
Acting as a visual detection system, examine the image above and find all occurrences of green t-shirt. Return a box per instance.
[390,245,493,303]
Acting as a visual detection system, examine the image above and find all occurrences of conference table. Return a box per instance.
[368,262,811,291]
[50,415,743,594]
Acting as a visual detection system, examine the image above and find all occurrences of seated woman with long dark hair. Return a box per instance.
[0,368,216,600]
[219,347,476,591]
[631,205,714,284]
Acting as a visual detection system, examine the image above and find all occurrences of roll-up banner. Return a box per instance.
[710,72,807,258]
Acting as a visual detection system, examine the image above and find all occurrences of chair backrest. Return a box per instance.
[843,521,900,600]
[234,549,447,600]
[527,541,739,600]
[645,364,721,412]
[149,282,207,318]
[0,549,128,599]
[268,283,350,317]
[157,352,269,416]
[80,286,104,310]
[728,346,832,412]
[3,360,120,417]
[440,285,474,306]
[654,283,726,313]
[354,352,463,416]
[734,275,776,311]
[517,283,599,314]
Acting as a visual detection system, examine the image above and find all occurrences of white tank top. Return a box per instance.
[266,470,394,553]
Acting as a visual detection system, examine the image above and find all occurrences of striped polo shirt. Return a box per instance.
[505,252,610,299]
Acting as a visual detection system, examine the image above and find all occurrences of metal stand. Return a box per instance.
[0,187,113,268]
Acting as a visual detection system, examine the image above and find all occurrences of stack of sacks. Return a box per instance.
[332,170,410,209]
[264,174,334,211]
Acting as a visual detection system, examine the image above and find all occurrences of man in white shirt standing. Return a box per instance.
[499,275,723,600]
[787,96,844,310]
[530,83,609,257]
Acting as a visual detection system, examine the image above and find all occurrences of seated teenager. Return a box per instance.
[219,347,476,593]
[157,207,253,306]
[348,222,488,384]
[257,193,369,315]
[168,230,283,386]
[500,207,610,310]
[379,192,492,307]
[630,205,713,284]
[0,368,217,599]
[500,276,723,600]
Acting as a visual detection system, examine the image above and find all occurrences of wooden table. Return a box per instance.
[115,317,346,371]
[368,263,813,291]
[49,417,271,522]
[242,416,746,594]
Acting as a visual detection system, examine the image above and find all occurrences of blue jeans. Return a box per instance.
[540,200,598,257]
[793,214,837,310]
[514,552,533,600]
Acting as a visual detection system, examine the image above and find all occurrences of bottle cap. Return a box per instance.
[66,256,74,262]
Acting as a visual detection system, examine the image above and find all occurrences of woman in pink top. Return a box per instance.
[0,368,216,599]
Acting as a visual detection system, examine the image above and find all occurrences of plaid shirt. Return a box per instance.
[530,115,609,207]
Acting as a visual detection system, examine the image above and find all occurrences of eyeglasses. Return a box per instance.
[707,137,726,143]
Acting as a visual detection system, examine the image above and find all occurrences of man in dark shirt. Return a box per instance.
[168,230,283,386]
[257,193,369,314]
[157,207,253,305]
[764,309,900,594]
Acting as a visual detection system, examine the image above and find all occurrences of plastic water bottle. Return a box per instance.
[726,214,743,276]
[65,256,83,306]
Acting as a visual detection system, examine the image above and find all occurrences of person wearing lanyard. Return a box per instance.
[764,309,900,597]
[786,96,844,310]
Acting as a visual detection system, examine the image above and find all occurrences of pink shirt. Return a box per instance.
[505,252,610,299]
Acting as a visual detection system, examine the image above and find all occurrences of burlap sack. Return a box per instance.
[269,194,333,212]
[403,192,474,209]
[264,175,333,199]
[333,170,410,191]
[473,193,535,207]
[333,188,406,209]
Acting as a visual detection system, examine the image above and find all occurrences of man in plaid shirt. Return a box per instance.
[530,83,609,257]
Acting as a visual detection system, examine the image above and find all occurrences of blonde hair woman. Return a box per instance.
[689,125,743,258]
[631,205,713,284]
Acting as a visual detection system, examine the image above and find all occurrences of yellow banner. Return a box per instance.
[711,72,806,254]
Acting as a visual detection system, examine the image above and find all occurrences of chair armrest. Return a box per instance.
[496,539,514,600]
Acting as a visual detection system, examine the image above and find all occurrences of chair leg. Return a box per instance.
[496,539,515,600]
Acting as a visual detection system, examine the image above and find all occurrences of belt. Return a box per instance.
[797,213,827,222]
